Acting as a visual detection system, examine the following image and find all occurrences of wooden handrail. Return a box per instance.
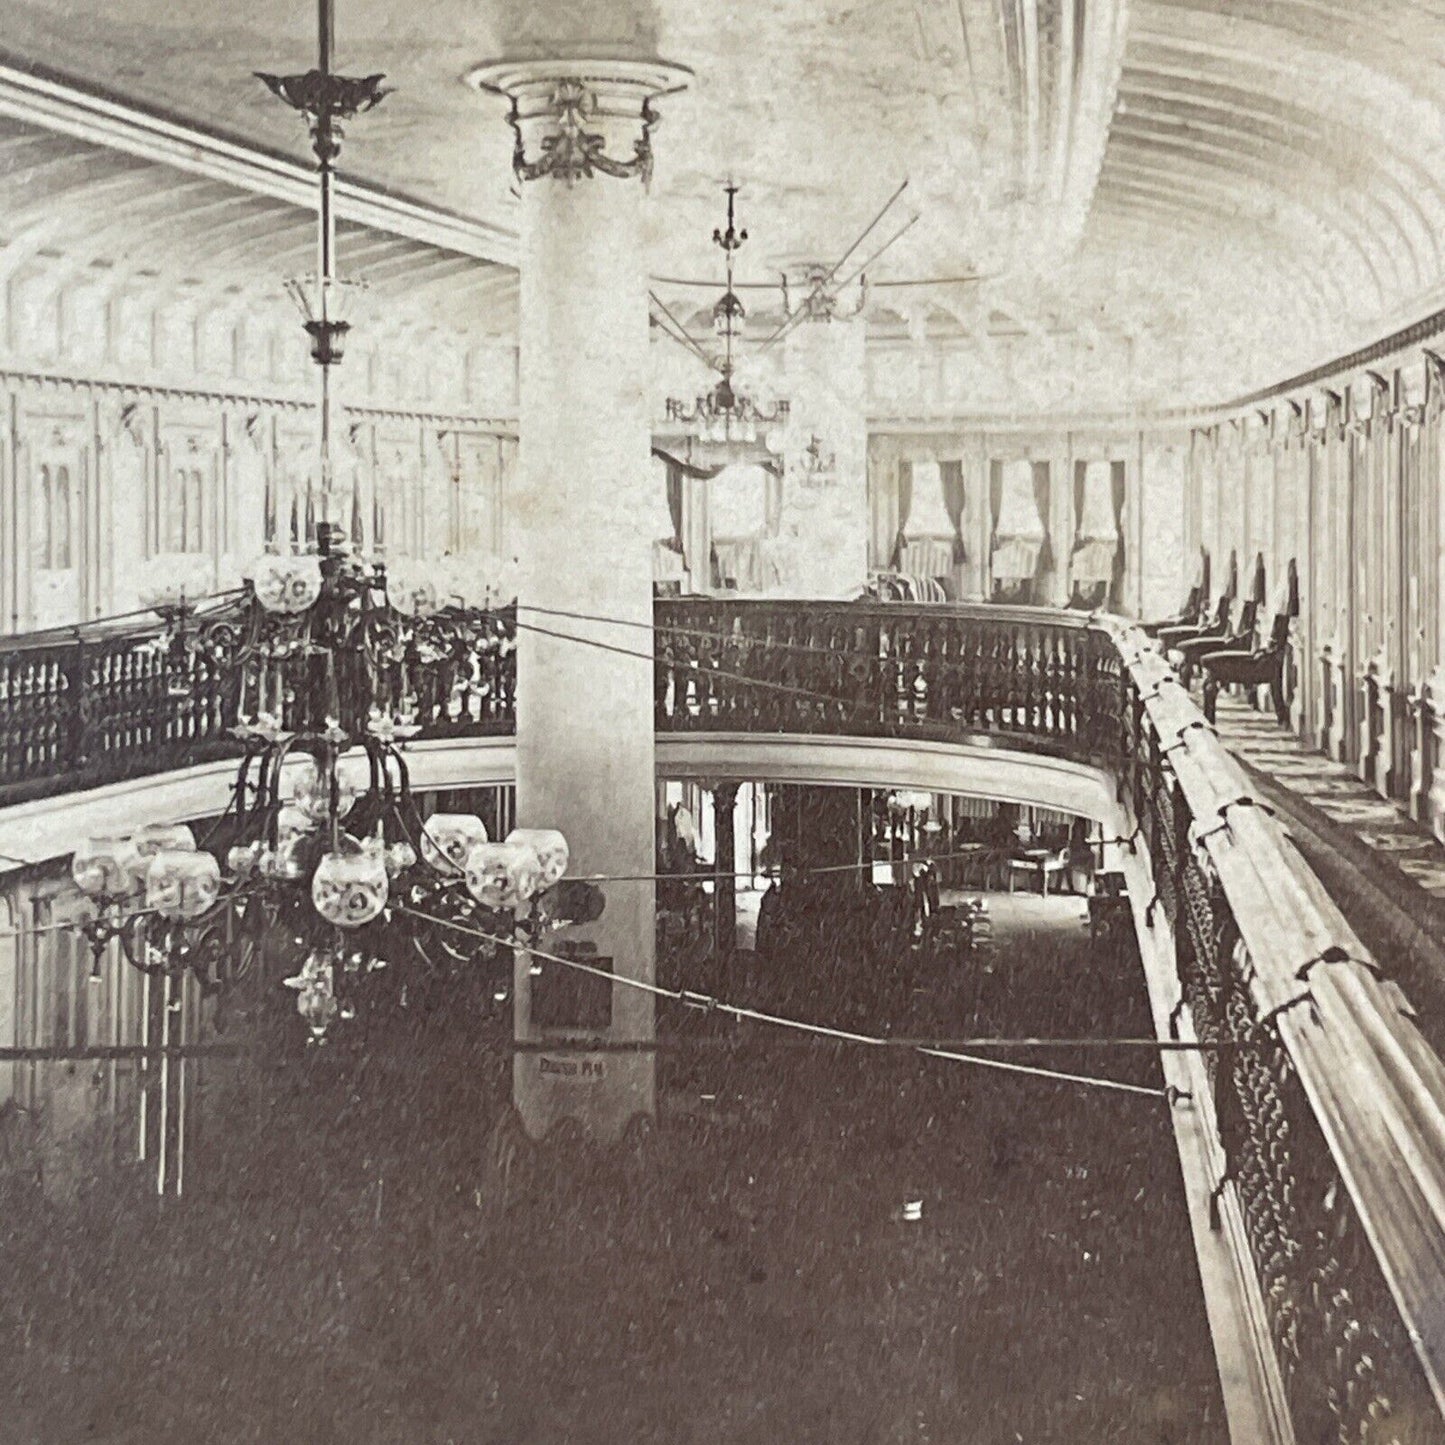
[1114,619,1445,1426]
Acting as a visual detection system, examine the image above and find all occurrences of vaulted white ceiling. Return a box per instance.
[4,0,1445,412]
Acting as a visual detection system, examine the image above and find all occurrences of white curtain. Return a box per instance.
[710,463,773,591]
[899,458,954,577]
[993,459,1045,580]
[1072,459,1119,585]
[648,454,685,582]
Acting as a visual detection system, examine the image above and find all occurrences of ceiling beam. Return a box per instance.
[1108,115,1433,284]
[0,60,518,269]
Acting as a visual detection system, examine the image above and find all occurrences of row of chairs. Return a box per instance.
[1143,548,1299,725]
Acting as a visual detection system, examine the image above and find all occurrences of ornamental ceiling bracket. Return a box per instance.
[507,80,656,187]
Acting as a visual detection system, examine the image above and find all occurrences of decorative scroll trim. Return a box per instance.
[507,80,656,187]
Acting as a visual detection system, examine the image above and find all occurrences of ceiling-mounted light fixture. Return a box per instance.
[259,0,388,506]
[664,185,790,446]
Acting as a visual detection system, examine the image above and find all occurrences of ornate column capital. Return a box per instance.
[468,56,692,187]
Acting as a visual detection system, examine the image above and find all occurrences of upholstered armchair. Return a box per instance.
[1199,560,1299,724]
[1158,550,1239,651]
[1172,593,1259,689]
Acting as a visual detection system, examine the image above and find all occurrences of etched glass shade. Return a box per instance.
[421,814,490,873]
[464,840,545,911]
[311,843,389,928]
[252,554,322,614]
[72,835,143,897]
[504,828,569,890]
[145,849,221,921]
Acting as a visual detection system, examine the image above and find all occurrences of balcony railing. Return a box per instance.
[0,604,515,807]
[652,598,1123,759]
[2,596,1444,1440]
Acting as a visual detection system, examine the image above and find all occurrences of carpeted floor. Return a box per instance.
[1215,697,1445,900]
[1211,694,1445,1047]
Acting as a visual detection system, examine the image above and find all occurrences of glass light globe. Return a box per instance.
[72,834,143,898]
[386,558,440,617]
[251,554,322,614]
[276,803,318,850]
[227,840,264,878]
[421,813,490,872]
[125,823,198,889]
[288,758,359,827]
[464,839,544,911]
[145,849,221,921]
[311,842,389,928]
[505,828,569,890]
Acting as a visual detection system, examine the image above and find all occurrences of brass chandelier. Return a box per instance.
[663,185,789,445]
[70,526,591,1043]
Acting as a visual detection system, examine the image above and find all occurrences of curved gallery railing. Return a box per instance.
[0,597,515,807]
[3,596,1445,1441]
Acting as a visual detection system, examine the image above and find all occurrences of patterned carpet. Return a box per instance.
[1213,698,1445,902]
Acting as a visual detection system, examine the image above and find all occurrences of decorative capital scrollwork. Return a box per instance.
[469,57,691,189]
[509,81,655,186]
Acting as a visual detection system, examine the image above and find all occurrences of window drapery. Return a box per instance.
[888,458,914,570]
[991,458,1047,581]
[1070,459,1120,586]
[889,457,964,578]
[1031,463,1053,574]
[941,460,967,564]
[705,461,778,593]
[665,467,684,549]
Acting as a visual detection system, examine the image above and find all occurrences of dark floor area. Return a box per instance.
[0,896,1225,1445]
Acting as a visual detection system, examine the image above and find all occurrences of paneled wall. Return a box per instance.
[0,257,521,630]
[0,374,518,632]
[1186,354,1445,839]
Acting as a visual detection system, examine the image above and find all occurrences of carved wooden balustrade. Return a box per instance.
[1117,629,1445,1444]
[656,597,1445,1443]
[653,599,1122,759]
[4,595,1445,1440]
[0,622,235,806]
[0,601,516,807]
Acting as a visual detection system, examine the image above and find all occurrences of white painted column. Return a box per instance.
[472,58,689,1142]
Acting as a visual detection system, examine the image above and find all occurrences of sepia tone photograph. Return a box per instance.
[1,1,1444,1441]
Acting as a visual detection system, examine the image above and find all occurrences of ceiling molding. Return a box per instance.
[0,57,518,269]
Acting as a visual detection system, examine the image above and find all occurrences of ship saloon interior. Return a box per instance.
[5,0,1445,1442]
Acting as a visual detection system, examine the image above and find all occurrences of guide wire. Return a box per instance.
[397,905,1167,1099]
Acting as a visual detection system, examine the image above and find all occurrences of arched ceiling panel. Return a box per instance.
[4,1,1445,407]
[0,109,517,341]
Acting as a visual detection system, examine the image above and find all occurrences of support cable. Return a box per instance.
[397,905,1169,1099]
